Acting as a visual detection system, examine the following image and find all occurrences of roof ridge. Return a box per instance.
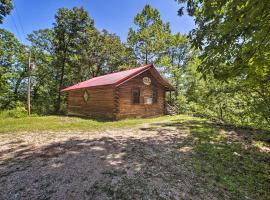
[83,64,152,80]
[105,64,152,75]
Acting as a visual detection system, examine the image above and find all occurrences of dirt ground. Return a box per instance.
[0,118,268,200]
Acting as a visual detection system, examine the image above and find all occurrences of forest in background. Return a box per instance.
[0,0,269,129]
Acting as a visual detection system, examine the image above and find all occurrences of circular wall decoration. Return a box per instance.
[143,77,151,85]
[83,90,89,102]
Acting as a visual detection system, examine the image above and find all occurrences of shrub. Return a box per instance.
[0,102,28,118]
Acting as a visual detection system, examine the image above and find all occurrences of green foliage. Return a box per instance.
[0,28,27,109]
[128,4,171,64]
[0,102,27,118]
[0,0,13,23]
[159,33,195,103]
[52,7,96,112]
[174,0,270,128]
[79,29,136,78]
[178,0,270,81]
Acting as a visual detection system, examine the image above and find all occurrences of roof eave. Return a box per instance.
[165,85,176,91]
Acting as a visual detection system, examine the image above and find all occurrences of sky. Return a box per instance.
[1,0,195,45]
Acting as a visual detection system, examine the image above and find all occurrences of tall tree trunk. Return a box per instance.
[13,73,24,102]
[55,56,66,113]
[174,60,180,101]
[94,65,101,77]
[145,43,148,64]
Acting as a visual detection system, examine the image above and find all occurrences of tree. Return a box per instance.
[160,33,191,100]
[176,0,270,127]
[101,30,136,73]
[53,6,95,113]
[78,29,136,80]
[128,4,171,64]
[177,0,270,81]
[0,0,13,23]
[0,28,27,109]
[27,29,57,114]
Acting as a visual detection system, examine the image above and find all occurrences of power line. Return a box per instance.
[10,12,22,42]
[14,6,26,38]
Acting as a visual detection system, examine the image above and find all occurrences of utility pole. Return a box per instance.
[27,51,31,115]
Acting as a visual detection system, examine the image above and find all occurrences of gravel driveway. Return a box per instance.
[0,119,242,200]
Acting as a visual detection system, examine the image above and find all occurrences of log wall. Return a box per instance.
[67,86,115,119]
[116,71,165,119]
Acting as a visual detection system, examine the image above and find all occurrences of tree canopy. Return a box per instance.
[177,0,270,81]
[128,4,171,64]
[175,0,270,126]
[0,0,13,23]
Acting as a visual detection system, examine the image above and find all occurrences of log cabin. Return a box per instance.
[61,64,175,119]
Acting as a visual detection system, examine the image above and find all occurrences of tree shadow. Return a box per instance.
[56,114,116,122]
[145,119,270,200]
[0,127,231,200]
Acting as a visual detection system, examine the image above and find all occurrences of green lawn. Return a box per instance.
[184,120,270,199]
[0,115,178,133]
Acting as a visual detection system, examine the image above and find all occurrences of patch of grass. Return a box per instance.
[0,115,186,134]
[188,123,270,200]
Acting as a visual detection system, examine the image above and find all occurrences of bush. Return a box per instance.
[176,94,188,113]
[0,102,28,118]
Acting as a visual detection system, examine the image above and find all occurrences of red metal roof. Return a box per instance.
[61,64,174,92]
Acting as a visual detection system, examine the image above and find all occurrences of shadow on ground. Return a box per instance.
[148,120,270,200]
[0,119,269,200]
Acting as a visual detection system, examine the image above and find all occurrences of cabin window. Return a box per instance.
[132,88,140,104]
[153,87,158,103]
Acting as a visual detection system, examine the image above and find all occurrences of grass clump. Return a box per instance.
[189,123,270,200]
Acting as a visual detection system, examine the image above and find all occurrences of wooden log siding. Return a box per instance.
[67,86,115,119]
[116,70,165,119]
